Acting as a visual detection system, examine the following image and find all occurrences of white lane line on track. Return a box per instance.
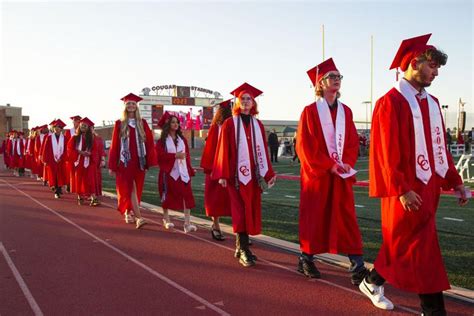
[1,180,230,316]
[100,201,419,315]
[0,242,44,316]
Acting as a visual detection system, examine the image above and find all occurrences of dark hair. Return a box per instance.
[160,115,184,145]
[417,48,448,67]
[74,126,93,151]
[212,105,232,125]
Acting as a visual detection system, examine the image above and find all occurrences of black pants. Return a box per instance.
[367,269,446,315]
[270,147,278,162]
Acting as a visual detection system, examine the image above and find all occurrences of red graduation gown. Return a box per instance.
[156,136,196,211]
[41,134,68,187]
[94,135,105,196]
[67,135,98,196]
[200,123,231,217]
[34,135,47,178]
[369,88,462,294]
[108,119,157,214]
[11,138,26,168]
[24,138,35,170]
[5,139,13,168]
[212,117,275,235]
[64,129,74,191]
[297,102,362,255]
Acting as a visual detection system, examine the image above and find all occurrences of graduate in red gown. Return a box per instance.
[92,127,106,196]
[361,34,468,315]
[24,128,37,178]
[41,120,57,185]
[296,58,368,285]
[212,83,276,267]
[65,115,82,193]
[200,99,233,241]
[10,131,26,177]
[34,125,49,183]
[67,117,100,206]
[4,132,13,170]
[155,111,197,233]
[41,119,68,198]
[108,93,157,229]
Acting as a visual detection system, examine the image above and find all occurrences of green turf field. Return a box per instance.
[102,150,474,290]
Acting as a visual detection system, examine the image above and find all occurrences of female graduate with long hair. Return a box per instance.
[108,93,157,229]
[67,117,100,206]
[155,112,197,233]
[200,99,233,241]
[213,83,276,267]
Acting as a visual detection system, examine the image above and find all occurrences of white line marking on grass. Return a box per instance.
[284,195,296,199]
[1,180,230,316]
[443,217,464,222]
[263,192,269,195]
[0,242,44,316]
[355,205,365,208]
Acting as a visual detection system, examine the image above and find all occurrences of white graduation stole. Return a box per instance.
[25,139,31,154]
[233,116,269,185]
[315,98,346,164]
[395,79,448,184]
[15,139,23,156]
[166,135,190,183]
[51,134,64,162]
[74,136,90,168]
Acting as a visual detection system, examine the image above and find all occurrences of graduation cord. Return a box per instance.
[137,131,146,171]
[250,118,261,180]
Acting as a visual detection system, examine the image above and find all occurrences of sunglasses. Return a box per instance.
[324,74,343,81]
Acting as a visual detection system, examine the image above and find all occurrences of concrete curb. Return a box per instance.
[102,191,474,304]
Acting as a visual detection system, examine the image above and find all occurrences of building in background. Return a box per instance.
[0,103,29,140]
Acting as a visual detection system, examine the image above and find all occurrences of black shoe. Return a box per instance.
[211,228,225,241]
[54,193,60,199]
[350,266,369,286]
[234,248,258,261]
[297,257,321,278]
[237,249,256,267]
[77,197,83,205]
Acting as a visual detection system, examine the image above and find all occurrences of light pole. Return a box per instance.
[362,101,371,131]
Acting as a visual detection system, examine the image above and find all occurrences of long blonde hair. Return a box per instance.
[120,107,146,140]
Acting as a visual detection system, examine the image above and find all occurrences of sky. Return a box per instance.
[1,0,473,129]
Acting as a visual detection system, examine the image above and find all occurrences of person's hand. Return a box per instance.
[399,190,423,211]
[454,184,469,206]
[175,152,185,159]
[108,169,115,177]
[268,176,277,187]
[342,163,351,173]
[330,163,346,175]
[100,160,106,168]
[218,179,227,188]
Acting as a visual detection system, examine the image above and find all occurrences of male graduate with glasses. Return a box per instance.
[296,58,369,286]
[361,34,469,314]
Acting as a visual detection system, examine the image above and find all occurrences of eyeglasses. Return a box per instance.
[241,97,252,101]
[324,74,343,81]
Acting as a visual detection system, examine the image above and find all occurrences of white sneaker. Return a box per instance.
[183,223,197,234]
[359,278,394,310]
[162,219,175,230]
[124,213,135,224]
[136,218,147,229]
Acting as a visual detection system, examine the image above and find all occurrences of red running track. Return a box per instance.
[1,172,473,315]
